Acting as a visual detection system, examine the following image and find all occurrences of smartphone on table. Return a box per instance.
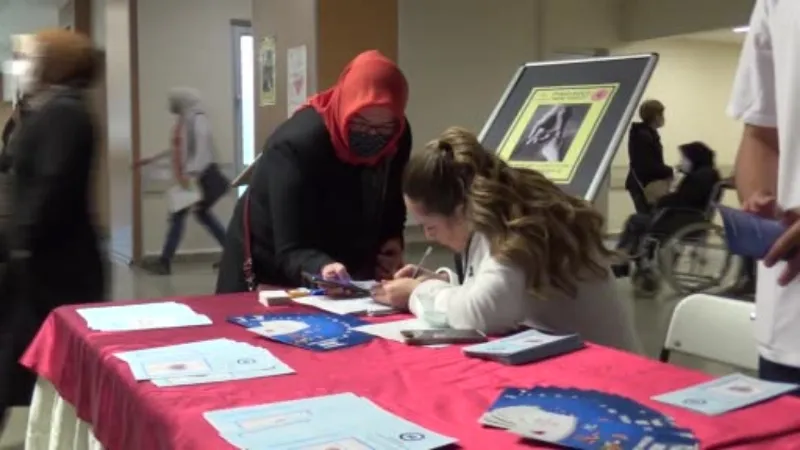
[400,329,488,346]
[302,273,372,297]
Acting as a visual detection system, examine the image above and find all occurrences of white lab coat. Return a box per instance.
[409,233,641,352]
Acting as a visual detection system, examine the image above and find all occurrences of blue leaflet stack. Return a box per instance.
[482,387,699,449]
[228,312,373,351]
[463,329,584,365]
[204,393,457,450]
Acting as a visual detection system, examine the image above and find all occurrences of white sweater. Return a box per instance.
[409,233,641,352]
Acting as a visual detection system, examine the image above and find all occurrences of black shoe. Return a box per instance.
[633,269,660,298]
[141,259,171,275]
[612,262,630,278]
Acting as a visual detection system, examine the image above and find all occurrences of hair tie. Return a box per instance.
[438,140,454,158]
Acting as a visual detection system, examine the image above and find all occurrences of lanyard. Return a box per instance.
[455,233,474,284]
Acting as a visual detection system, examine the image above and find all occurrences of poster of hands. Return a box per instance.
[259,36,276,106]
[286,45,308,118]
[495,85,617,183]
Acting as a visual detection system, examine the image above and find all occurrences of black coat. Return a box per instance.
[0,88,106,407]
[658,142,721,211]
[625,122,673,192]
[216,108,411,293]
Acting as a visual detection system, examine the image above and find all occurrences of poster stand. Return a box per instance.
[478,54,659,201]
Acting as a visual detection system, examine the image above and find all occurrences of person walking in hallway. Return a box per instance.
[142,88,230,275]
[0,29,106,420]
[625,99,673,214]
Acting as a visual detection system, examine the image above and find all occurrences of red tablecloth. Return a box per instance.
[20,293,800,450]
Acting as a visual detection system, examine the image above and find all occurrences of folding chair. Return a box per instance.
[660,293,758,371]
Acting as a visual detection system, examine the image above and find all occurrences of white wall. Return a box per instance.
[622,0,753,42]
[137,0,251,257]
[398,0,542,149]
[105,0,135,259]
[399,0,624,152]
[91,0,106,47]
[0,2,58,61]
[605,37,744,232]
[0,1,58,100]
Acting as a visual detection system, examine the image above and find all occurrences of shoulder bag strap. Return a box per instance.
[242,193,256,291]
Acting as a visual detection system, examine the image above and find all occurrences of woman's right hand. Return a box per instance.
[743,191,778,219]
[393,264,445,280]
[321,262,350,281]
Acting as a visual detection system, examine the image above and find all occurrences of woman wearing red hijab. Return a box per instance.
[216,50,412,292]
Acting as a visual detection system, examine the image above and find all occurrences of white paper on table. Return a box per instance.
[292,295,392,316]
[166,185,201,212]
[77,302,212,332]
[354,318,448,347]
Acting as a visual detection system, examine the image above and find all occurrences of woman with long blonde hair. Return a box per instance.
[372,127,639,351]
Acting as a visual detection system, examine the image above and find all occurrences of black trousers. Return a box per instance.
[627,186,651,215]
[760,357,800,396]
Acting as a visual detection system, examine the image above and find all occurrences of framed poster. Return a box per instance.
[259,36,276,106]
[479,54,659,201]
[286,44,307,117]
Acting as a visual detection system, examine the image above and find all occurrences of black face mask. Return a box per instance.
[348,132,390,158]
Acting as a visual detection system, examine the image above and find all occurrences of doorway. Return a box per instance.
[232,20,255,196]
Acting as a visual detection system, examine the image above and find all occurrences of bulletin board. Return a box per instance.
[479,54,659,201]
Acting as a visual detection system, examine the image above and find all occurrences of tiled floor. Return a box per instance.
[0,241,748,449]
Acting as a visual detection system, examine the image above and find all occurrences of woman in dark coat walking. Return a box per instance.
[216,50,411,292]
[0,29,106,417]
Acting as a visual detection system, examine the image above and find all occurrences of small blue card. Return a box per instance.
[652,373,798,416]
[482,387,698,449]
[464,329,584,365]
[228,312,373,351]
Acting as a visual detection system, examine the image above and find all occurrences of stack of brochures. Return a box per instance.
[76,301,212,332]
[463,329,584,365]
[114,338,294,387]
[204,393,458,449]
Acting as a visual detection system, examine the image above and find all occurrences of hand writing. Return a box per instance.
[371,278,420,310]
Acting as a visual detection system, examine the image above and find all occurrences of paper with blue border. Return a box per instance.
[652,373,798,415]
[205,393,456,450]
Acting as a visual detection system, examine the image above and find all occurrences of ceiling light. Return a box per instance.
[733,26,750,33]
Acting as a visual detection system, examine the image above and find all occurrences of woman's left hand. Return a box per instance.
[371,278,420,310]
[375,238,403,280]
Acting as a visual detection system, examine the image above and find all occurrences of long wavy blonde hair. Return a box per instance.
[403,127,614,297]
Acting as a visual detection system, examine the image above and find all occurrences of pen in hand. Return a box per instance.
[410,246,433,279]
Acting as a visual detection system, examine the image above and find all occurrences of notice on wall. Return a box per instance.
[259,36,276,106]
[495,84,618,183]
[286,45,308,118]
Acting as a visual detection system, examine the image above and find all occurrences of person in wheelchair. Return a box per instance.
[614,141,721,289]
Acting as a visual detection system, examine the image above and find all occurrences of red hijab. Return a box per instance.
[305,50,408,166]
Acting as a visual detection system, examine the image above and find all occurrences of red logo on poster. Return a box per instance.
[592,89,609,101]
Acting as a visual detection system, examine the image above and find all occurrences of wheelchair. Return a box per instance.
[623,181,736,296]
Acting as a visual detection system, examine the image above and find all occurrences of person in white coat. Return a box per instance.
[372,127,640,352]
